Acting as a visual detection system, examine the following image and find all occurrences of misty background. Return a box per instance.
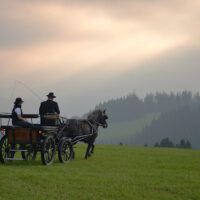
[1,45,200,117]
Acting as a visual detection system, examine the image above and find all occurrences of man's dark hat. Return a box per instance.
[47,92,56,98]
[14,97,24,104]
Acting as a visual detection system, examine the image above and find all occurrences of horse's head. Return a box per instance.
[99,109,108,128]
[87,109,108,128]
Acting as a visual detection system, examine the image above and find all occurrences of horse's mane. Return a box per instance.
[87,110,101,120]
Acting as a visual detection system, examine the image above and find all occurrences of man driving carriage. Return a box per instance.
[39,92,60,126]
[12,97,32,128]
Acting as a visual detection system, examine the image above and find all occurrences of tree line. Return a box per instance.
[154,138,192,149]
[132,105,200,148]
[96,91,200,123]
[95,91,200,148]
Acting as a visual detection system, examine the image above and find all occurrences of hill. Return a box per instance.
[96,113,160,145]
[0,145,200,200]
[95,91,200,148]
[133,106,200,148]
[95,91,200,123]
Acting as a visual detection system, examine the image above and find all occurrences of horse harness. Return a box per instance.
[59,119,104,137]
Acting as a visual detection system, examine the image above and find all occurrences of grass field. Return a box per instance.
[0,144,200,200]
[97,113,160,145]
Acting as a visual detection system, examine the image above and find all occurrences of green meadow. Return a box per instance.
[97,113,160,145]
[0,144,199,200]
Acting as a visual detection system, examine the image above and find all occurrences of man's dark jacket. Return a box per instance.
[39,100,60,126]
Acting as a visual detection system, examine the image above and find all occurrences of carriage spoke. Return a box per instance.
[0,135,15,164]
[48,149,52,161]
[41,136,56,165]
[58,138,73,163]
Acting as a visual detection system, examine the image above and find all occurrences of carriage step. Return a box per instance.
[6,158,24,161]
[10,149,28,152]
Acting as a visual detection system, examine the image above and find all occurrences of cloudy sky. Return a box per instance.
[0,0,200,117]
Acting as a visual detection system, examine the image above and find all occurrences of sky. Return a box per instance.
[0,0,200,117]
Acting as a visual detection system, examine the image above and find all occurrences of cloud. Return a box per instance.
[1,0,196,73]
[0,0,200,115]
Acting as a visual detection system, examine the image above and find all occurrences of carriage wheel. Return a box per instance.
[58,138,73,163]
[21,144,37,161]
[41,136,56,165]
[0,135,15,164]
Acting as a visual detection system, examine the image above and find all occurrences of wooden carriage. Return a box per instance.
[0,114,73,165]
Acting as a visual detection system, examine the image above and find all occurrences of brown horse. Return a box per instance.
[61,109,108,159]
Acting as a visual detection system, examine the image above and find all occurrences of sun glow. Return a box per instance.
[0,0,199,80]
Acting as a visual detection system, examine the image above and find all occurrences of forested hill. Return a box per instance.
[95,91,200,148]
[133,106,200,148]
[95,91,200,123]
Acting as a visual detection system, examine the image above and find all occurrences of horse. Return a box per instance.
[61,109,108,159]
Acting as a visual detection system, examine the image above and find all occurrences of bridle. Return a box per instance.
[92,120,105,127]
[90,116,108,127]
[90,113,108,127]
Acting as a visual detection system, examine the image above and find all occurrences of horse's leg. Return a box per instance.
[85,143,91,160]
[87,144,95,157]
[91,144,95,154]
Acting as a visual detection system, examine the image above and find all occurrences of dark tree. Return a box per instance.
[159,138,174,148]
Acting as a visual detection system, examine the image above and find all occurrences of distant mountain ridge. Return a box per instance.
[94,91,200,148]
[133,106,200,148]
[95,91,200,123]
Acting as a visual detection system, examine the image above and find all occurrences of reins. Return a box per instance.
[90,120,105,127]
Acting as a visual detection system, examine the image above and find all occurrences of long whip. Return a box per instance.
[10,80,43,102]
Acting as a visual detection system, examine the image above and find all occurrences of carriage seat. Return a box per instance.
[12,125,22,128]
[1,125,20,129]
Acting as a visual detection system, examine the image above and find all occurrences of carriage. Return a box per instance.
[0,109,108,165]
[0,114,73,165]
